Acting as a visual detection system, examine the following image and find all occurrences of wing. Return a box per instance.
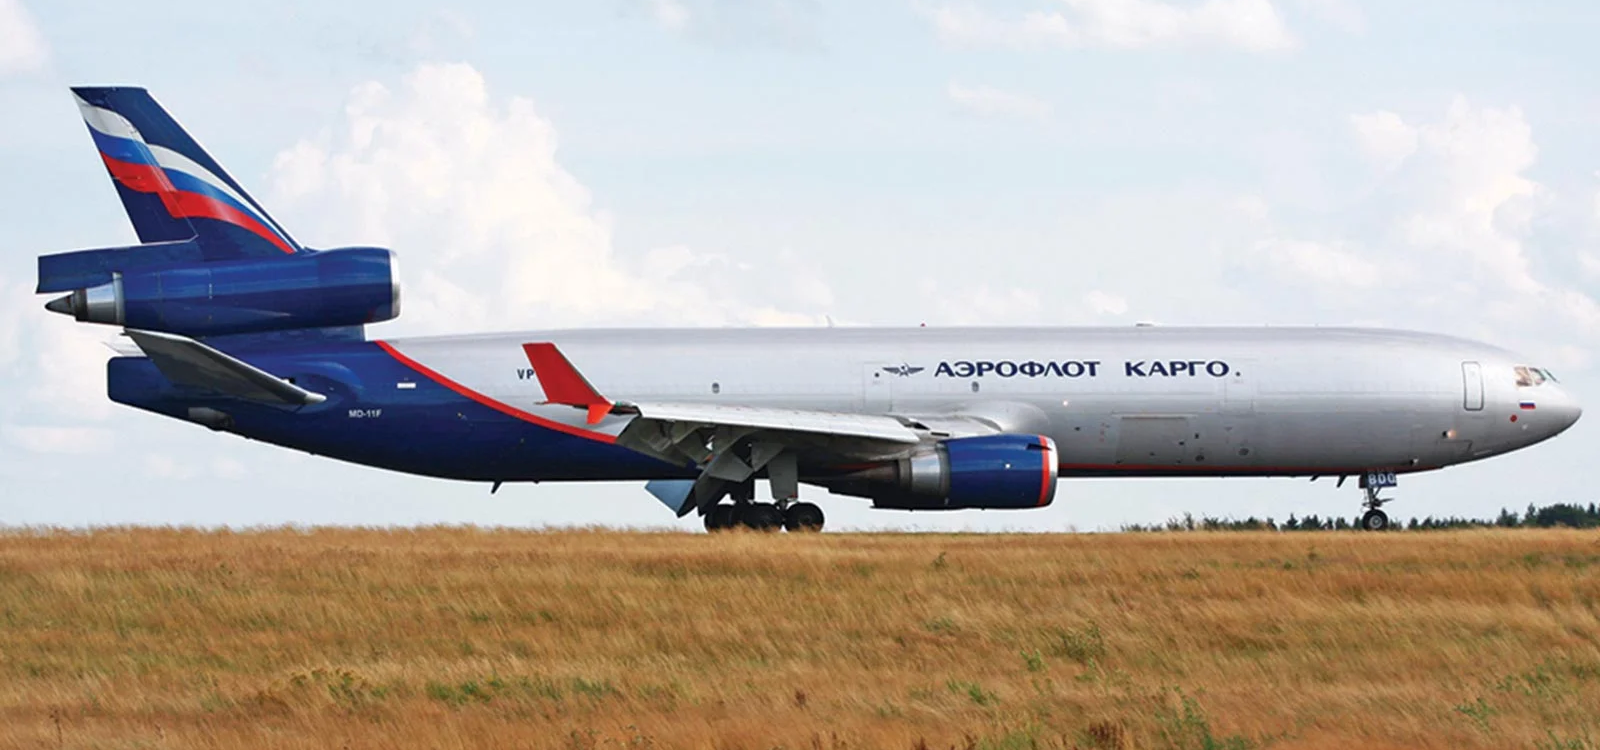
[125,329,326,407]
[525,342,994,516]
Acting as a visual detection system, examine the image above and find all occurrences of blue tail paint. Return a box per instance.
[72,86,301,260]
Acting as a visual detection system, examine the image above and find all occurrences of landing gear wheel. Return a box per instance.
[704,504,736,532]
[1360,509,1389,531]
[783,502,825,533]
[738,503,783,531]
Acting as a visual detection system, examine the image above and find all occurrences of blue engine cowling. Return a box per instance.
[824,434,1059,510]
[46,246,399,337]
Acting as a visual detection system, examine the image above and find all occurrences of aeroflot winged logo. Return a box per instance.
[882,364,925,377]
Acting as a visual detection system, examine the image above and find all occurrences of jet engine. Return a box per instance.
[44,246,399,337]
[822,434,1058,510]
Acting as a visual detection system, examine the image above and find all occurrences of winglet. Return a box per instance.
[522,342,612,424]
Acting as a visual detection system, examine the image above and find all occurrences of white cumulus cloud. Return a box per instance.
[268,63,827,334]
[1254,97,1600,365]
[0,0,47,74]
[947,81,1051,120]
[924,0,1297,53]
[1350,110,1417,173]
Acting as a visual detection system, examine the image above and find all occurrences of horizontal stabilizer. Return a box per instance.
[125,329,326,406]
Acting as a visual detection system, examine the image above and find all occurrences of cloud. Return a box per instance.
[1254,97,1600,364]
[1349,110,1417,173]
[0,0,47,74]
[269,63,827,334]
[924,0,1296,53]
[1390,97,1544,294]
[0,270,115,424]
[947,81,1051,120]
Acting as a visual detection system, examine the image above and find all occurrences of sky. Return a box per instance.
[1,0,1598,530]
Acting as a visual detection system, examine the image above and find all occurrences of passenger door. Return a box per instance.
[1461,361,1484,411]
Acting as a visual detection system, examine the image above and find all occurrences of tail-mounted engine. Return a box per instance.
[41,243,399,337]
[822,434,1058,510]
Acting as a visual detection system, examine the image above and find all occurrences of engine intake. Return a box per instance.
[824,434,1058,510]
[45,246,399,337]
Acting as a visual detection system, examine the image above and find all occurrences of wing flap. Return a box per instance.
[125,329,326,406]
[621,402,921,445]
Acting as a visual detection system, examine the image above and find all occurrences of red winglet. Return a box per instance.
[522,343,612,424]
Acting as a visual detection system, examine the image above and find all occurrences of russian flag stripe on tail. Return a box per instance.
[71,87,300,260]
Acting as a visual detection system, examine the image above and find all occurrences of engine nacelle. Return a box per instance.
[46,247,399,337]
[824,434,1058,510]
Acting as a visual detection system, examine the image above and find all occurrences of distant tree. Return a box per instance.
[1532,503,1600,529]
[1119,501,1600,533]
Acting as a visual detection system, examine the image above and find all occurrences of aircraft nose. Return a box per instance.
[1548,389,1582,434]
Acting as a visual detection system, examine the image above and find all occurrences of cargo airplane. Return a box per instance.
[37,88,1582,532]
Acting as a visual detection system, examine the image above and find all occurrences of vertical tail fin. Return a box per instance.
[71,86,301,259]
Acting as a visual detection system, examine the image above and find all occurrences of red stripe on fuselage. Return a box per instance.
[99,153,295,255]
[375,341,617,444]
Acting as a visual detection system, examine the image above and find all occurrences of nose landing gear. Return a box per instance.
[1357,471,1398,531]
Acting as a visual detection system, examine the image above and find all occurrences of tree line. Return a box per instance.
[1122,503,1600,532]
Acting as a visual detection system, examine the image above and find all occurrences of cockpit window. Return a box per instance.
[1514,366,1548,387]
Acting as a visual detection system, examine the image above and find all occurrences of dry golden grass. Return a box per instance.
[2,528,1599,749]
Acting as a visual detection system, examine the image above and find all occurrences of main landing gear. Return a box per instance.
[704,500,826,533]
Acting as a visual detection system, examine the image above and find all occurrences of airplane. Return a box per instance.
[36,87,1582,533]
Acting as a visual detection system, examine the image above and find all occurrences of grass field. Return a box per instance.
[2,528,1599,749]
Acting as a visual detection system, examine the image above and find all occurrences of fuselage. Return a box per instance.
[107,326,1582,487]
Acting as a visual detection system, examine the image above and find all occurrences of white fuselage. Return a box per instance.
[376,325,1581,478]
